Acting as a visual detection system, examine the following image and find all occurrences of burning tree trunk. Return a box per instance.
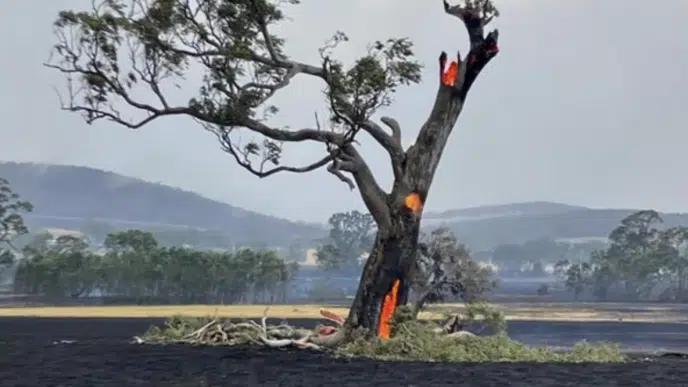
[46,0,500,343]
[345,2,501,335]
[347,210,421,333]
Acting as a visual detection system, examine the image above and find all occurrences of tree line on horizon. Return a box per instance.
[1,177,494,309]
[6,171,688,305]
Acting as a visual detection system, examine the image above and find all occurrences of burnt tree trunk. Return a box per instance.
[347,212,421,330]
[344,2,500,333]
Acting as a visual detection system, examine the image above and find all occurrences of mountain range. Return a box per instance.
[0,162,324,247]
[2,161,688,251]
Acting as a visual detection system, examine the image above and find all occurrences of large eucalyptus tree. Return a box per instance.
[46,0,500,336]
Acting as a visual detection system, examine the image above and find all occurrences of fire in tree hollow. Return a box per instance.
[377,279,401,339]
[404,192,424,215]
[377,192,424,339]
[442,62,458,86]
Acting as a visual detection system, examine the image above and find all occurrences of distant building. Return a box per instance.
[302,249,318,266]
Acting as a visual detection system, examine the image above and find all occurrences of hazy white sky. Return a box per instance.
[1,0,687,223]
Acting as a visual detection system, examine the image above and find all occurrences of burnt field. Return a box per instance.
[1,317,687,386]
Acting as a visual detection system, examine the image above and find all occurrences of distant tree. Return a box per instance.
[536,284,550,296]
[105,229,159,253]
[0,249,14,281]
[562,260,593,300]
[410,228,495,317]
[0,177,33,279]
[14,233,101,298]
[657,226,688,301]
[555,210,688,302]
[0,177,33,250]
[316,211,375,272]
[553,259,570,283]
[605,210,664,299]
[14,228,299,303]
[46,0,500,333]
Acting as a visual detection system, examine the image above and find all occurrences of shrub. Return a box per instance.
[340,319,625,363]
[141,307,626,363]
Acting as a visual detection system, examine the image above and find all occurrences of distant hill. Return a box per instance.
[425,202,688,250]
[3,161,688,252]
[424,201,587,222]
[0,162,326,247]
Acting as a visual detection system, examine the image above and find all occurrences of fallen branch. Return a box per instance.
[139,309,483,350]
[183,319,218,340]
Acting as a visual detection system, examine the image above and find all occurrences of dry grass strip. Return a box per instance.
[0,303,687,323]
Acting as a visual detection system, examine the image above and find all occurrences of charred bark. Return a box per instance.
[344,1,500,334]
[346,211,421,332]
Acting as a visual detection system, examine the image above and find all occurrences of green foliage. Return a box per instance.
[143,314,297,346]
[0,250,14,266]
[343,304,622,363]
[557,210,688,301]
[144,315,216,342]
[13,229,299,303]
[324,37,421,125]
[316,211,375,272]
[340,319,625,363]
[411,228,495,314]
[456,302,507,335]
[47,0,421,173]
[461,0,500,19]
[142,305,624,363]
[0,177,32,280]
[104,229,159,253]
[0,177,32,247]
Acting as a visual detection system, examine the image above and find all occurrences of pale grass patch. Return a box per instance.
[0,302,687,323]
[0,305,347,318]
[429,303,688,323]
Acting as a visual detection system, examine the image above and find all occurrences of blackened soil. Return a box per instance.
[1,317,687,387]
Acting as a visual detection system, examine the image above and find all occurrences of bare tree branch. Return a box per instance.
[219,135,336,179]
[337,145,392,229]
[400,1,500,197]
[380,116,402,146]
[441,0,500,93]
[443,0,499,47]
[360,120,404,181]
[327,162,355,190]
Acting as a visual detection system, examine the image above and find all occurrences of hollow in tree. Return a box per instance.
[45,0,501,342]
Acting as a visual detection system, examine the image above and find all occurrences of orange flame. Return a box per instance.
[378,279,400,340]
[404,192,423,215]
[441,61,459,86]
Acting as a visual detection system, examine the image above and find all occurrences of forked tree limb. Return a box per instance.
[360,119,404,182]
[401,1,500,198]
[443,0,497,48]
[46,0,498,246]
[380,117,402,146]
[213,126,337,179]
[334,145,393,229]
[45,0,402,226]
[47,56,343,146]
